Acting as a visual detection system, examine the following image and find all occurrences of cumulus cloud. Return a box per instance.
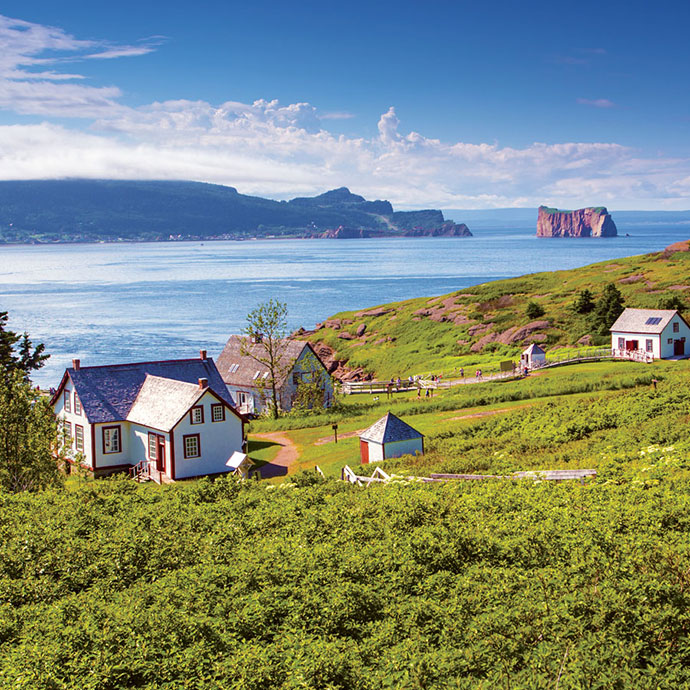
[0,14,689,209]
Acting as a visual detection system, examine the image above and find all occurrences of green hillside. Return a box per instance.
[302,242,690,379]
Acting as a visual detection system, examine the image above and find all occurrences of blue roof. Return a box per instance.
[55,358,235,424]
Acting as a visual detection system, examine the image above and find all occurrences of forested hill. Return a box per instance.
[0,180,470,243]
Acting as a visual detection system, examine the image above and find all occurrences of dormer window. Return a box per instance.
[190,406,204,424]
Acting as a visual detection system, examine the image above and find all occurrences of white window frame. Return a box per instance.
[102,426,121,454]
[183,434,200,459]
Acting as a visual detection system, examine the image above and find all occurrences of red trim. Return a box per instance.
[210,403,225,422]
[102,425,122,454]
[190,405,205,425]
[183,433,201,459]
[75,424,85,453]
[170,432,176,480]
[91,424,96,469]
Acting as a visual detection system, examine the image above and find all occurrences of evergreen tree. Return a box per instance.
[594,284,625,334]
[658,294,685,312]
[0,311,48,379]
[0,370,60,492]
[573,288,595,314]
[525,301,545,319]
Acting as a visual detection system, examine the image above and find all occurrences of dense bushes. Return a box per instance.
[2,477,690,687]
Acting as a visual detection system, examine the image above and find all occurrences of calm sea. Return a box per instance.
[1,223,688,389]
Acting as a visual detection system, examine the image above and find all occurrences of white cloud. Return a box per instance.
[0,14,689,210]
[577,98,616,108]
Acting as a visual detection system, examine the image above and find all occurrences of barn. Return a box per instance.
[359,412,424,464]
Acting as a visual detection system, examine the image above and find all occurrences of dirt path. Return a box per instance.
[250,432,299,469]
[314,429,366,446]
[446,404,532,421]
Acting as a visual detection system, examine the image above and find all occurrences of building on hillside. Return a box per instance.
[521,343,546,369]
[359,412,424,464]
[610,308,690,360]
[51,351,244,481]
[216,335,333,415]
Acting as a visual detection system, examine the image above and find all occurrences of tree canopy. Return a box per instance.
[0,311,48,378]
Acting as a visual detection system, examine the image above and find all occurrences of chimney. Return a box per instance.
[200,349,207,360]
[72,358,80,371]
[198,377,209,390]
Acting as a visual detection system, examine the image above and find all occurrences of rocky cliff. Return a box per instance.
[537,206,617,238]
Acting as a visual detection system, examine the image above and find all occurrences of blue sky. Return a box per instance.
[0,0,689,209]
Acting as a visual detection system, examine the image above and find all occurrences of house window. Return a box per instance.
[673,322,680,333]
[668,338,673,344]
[617,337,625,350]
[211,404,225,422]
[63,421,72,446]
[183,434,200,458]
[292,372,300,385]
[74,394,81,415]
[75,425,84,452]
[238,392,249,405]
[64,390,71,413]
[190,406,204,425]
[102,426,121,454]
[148,433,158,460]
[646,339,653,352]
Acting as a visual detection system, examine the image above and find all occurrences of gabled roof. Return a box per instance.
[523,343,545,355]
[217,336,325,388]
[610,308,685,334]
[51,357,234,424]
[360,412,423,444]
[126,376,207,431]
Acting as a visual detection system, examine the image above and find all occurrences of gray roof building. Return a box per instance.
[360,412,423,444]
[610,308,685,334]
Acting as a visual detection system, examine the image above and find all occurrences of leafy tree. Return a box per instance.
[658,294,685,312]
[572,288,595,314]
[0,311,48,378]
[242,299,290,419]
[0,370,60,492]
[291,350,334,414]
[594,283,625,334]
[525,301,545,319]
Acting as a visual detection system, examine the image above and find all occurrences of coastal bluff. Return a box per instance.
[537,206,617,238]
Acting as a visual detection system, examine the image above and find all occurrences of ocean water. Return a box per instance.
[1,224,688,389]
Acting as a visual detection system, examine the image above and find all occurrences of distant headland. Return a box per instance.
[0,180,471,244]
[537,205,618,237]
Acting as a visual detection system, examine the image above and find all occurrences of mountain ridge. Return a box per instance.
[0,179,471,244]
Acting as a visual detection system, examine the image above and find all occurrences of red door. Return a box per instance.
[156,436,166,472]
[360,439,369,464]
[674,339,685,356]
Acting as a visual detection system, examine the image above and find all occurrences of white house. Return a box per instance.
[521,343,546,370]
[51,351,245,481]
[610,308,690,360]
[216,336,334,415]
[359,412,424,464]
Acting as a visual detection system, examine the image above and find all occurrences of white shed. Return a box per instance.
[521,343,546,370]
[226,451,254,479]
[610,308,690,360]
[359,412,424,464]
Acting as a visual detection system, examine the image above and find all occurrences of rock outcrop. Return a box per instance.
[537,206,617,238]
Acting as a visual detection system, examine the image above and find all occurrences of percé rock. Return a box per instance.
[537,206,617,238]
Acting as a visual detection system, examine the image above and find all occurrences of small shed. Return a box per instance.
[521,343,546,369]
[359,412,424,464]
[225,451,254,479]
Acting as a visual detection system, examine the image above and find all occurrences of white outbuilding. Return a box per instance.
[521,343,546,370]
[359,412,424,464]
[610,308,690,360]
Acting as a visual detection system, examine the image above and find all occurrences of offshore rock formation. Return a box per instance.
[537,206,617,238]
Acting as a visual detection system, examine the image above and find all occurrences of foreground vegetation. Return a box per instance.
[2,473,690,689]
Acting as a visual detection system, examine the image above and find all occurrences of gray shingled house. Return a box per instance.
[359,412,424,464]
[610,308,690,359]
[51,351,244,481]
[216,336,333,415]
